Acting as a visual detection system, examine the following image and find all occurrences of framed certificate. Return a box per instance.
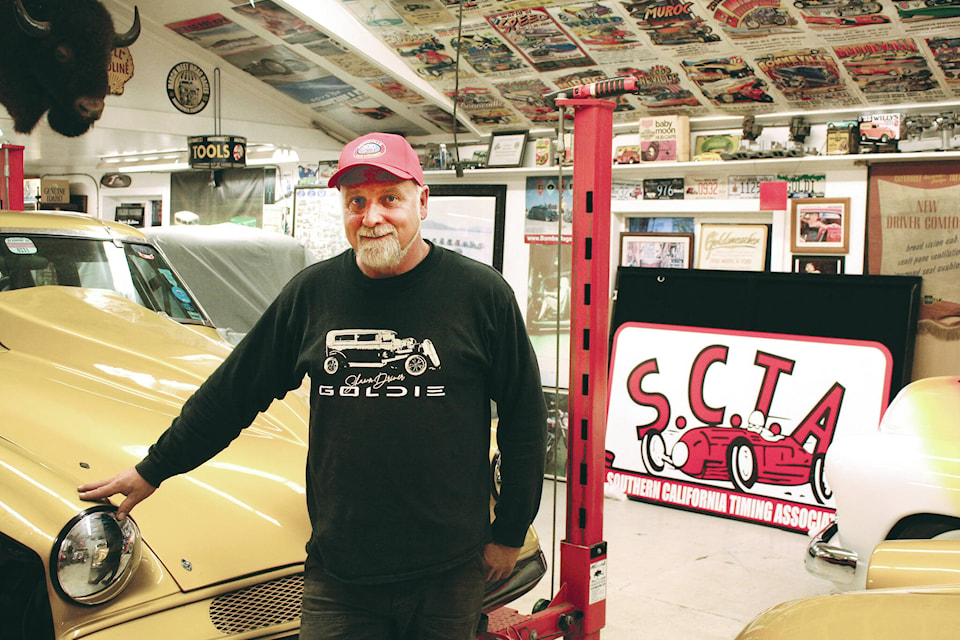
[485,130,528,168]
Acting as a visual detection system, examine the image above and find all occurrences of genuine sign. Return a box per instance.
[605,323,892,533]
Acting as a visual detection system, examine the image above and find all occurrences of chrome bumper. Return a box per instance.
[805,519,858,584]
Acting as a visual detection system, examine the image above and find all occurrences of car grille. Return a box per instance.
[209,573,303,634]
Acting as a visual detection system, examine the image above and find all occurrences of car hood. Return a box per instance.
[0,287,311,592]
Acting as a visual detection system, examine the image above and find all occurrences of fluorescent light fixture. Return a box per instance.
[118,161,190,173]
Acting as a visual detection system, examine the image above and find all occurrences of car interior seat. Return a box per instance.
[6,255,51,289]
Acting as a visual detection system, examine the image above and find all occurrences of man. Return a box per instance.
[78,132,547,640]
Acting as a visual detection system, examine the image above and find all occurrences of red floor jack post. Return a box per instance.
[481,78,641,640]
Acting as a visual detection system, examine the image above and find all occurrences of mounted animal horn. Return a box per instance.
[113,6,141,49]
[13,0,52,38]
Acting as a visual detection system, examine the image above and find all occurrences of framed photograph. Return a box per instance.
[421,184,506,272]
[696,223,769,271]
[791,197,850,254]
[619,232,694,268]
[793,255,845,275]
[486,130,529,168]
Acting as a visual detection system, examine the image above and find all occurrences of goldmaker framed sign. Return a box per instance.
[605,323,892,533]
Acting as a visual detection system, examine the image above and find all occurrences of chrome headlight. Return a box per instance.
[50,506,142,606]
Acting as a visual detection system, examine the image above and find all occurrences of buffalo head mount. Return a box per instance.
[0,0,140,137]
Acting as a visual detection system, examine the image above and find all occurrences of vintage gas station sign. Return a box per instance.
[605,323,892,533]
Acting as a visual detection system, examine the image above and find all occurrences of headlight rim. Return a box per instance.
[49,505,142,607]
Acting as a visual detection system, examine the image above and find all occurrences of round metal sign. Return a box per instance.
[166,62,210,115]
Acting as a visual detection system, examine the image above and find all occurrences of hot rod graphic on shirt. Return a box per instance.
[323,329,441,376]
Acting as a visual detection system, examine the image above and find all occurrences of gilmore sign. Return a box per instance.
[188,135,247,170]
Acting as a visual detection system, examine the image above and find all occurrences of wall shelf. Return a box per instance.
[423,150,960,184]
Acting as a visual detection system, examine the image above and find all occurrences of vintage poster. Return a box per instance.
[605,324,892,533]
[616,64,701,109]
[754,49,858,108]
[868,162,960,378]
[681,56,777,107]
[165,14,266,56]
[231,0,326,44]
[833,39,943,100]
[551,1,646,63]
[707,0,800,40]
[487,7,595,72]
[524,175,573,244]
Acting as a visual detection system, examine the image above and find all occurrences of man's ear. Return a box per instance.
[419,185,429,220]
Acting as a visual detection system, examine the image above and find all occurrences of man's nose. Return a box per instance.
[361,203,387,227]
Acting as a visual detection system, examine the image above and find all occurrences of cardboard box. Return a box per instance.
[534,138,553,166]
[639,115,690,162]
[826,121,857,155]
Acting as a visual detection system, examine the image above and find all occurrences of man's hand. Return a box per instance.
[482,542,522,582]
[78,468,156,521]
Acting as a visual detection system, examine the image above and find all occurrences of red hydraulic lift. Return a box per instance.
[483,78,641,640]
[1,144,25,210]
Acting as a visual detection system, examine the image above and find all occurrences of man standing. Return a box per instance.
[79,132,547,640]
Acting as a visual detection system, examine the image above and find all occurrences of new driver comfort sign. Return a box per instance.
[605,323,892,534]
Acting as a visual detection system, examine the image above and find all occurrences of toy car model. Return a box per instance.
[615,146,641,164]
[805,376,960,589]
[740,537,960,638]
[858,121,898,142]
[0,210,546,640]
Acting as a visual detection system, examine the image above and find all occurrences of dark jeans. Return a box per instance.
[300,554,485,640]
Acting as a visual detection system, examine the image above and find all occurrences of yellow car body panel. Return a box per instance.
[1,286,312,592]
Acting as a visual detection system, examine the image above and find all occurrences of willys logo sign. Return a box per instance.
[605,323,891,534]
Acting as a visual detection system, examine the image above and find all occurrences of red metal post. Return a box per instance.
[556,97,615,639]
[1,144,25,210]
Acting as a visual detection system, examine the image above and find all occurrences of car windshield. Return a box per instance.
[0,233,208,324]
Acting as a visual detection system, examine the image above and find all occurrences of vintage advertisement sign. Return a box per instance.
[188,135,247,169]
[605,323,892,533]
[868,161,960,378]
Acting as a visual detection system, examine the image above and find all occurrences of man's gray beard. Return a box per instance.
[356,220,420,270]
[357,233,403,269]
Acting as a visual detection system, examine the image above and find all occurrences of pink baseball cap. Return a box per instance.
[327,133,424,189]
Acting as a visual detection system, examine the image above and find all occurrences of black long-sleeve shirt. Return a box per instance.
[137,244,547,583]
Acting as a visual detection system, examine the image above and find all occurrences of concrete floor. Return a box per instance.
[509,479,838,639]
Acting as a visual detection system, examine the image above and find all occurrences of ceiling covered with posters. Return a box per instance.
[155,0,960,140]
[4,0,960,175]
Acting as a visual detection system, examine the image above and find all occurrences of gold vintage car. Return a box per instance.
[0,210,545,639]
[737,538,960,639]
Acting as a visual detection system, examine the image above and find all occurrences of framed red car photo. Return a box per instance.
[790,197,850,254]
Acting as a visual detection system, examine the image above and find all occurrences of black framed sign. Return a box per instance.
[423,184,506,272]
[486,131,528,168]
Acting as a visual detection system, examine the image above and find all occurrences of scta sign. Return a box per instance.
[188,135,247,169]
[605,323,892,533]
